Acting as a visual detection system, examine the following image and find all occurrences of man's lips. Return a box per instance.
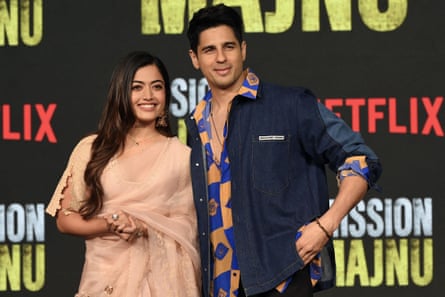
[214,67,230,75]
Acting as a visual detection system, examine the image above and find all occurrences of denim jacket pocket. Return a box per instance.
[252,134,290,194]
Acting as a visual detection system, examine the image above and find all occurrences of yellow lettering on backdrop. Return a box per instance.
[22,244,45,291]
[141,0,206,34]
[177,118,187,144]
[359,0,408,31]
[302,0,352,32]
[0,244,45,291]
[160,0,186,33]
[213,0,263,32]
[264,0,294,33]
[140,0,407,34]
[0,0,19,46]
[0,0,42,46]
[345,239,370,286]
[301,0,318,32]
[334,238,433,287]
[386,238,408,285]
[410,239,433,286]
[325,0,352,31]
[141,0,160,34]
[0,244,20,291]
[187,0,206,21]
[369,239,383,286]
[333,240,345,286]
[20,0,42,45]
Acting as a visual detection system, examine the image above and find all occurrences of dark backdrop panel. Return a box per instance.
[0,1,443,296]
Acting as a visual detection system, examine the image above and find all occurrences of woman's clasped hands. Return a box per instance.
[103,211,148,242]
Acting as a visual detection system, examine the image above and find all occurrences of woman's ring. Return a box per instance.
[112,213,119,221]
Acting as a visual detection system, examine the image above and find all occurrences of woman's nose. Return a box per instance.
[143,87,153,99]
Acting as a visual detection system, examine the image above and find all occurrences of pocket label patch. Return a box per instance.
[258,135,285,141]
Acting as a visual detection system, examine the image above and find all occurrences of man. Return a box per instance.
[185,4,382,297]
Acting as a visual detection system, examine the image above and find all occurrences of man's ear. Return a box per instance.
[241,40,247,62]
[189,49,200,70]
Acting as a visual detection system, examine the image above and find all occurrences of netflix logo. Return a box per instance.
[1,104,57,143]
[321,96,444,137]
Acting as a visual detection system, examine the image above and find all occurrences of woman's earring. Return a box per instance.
[156,112,168,128]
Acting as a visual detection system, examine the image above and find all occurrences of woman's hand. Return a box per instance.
[104,211,147,242]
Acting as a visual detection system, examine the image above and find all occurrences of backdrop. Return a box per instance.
[0,1,443,296]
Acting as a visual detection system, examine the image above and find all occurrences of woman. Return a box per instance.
[46,51,201,297]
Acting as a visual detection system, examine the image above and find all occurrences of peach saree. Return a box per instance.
[47,135,201,297]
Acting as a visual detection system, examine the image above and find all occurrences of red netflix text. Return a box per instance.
[321,96,444,137]
[1,104,57,143]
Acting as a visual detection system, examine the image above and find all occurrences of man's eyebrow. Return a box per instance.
[200,41,237,51]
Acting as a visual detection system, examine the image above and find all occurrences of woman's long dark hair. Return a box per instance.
[80,51,172,219]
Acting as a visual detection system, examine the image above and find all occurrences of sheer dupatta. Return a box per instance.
[47,136,201,297]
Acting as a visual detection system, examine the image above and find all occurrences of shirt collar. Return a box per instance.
[202,68,260,103]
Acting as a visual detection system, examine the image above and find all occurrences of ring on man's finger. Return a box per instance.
[112,213,119,221]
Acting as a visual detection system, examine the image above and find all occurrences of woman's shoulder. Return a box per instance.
[77,134,97,146]
[167,136,191,155]
[168,136,190,149]
[70,134,97,160]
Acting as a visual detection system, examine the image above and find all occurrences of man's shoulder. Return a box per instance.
[259,81,316,101]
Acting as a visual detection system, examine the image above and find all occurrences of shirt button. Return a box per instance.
[199,198,204,202]
[204,267,208,272]
[195,163,200,167]
[202,232,206,236]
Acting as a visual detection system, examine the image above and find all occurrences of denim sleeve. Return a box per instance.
[315,102,382,190]
[296,92,382,189]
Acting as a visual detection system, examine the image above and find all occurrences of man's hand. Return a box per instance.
[295,219,331,265]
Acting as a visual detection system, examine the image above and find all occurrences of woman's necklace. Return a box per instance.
[127,133,157,146]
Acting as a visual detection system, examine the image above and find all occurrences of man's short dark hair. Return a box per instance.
[187,4,244,53]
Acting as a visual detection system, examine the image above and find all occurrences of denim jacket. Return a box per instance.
[185,81,382,296]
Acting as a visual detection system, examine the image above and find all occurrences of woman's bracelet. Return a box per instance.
[315,217,332,239]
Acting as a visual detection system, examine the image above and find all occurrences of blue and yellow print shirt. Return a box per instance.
[193,70,259,297]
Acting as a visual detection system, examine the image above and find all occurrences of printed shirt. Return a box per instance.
[193,70,371,296]
[193,70,260,297]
